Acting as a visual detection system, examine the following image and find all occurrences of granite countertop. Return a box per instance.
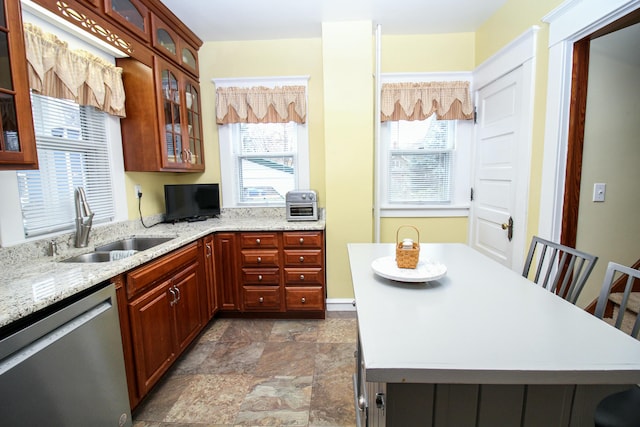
[0,208,325,329]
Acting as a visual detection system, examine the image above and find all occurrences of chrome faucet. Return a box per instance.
[74,187,94,248]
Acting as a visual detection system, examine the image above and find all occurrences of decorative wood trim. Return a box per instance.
[561,38,589,248]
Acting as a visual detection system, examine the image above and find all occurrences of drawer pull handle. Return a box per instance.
[299,256,304,263]
[256,238,261,245]
[301,297,306,304]
[259,297,264,303]
[299,274,305,281]
[299,238,304,244]
[258,275,263,281]
[257,257,262,263]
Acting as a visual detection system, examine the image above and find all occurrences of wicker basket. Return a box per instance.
[396,225,420,269]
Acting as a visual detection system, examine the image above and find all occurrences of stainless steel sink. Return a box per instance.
[95,237,174,252]
[61,252,112,263]
[60,236,175,263]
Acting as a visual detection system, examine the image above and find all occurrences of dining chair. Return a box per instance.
[593,262,640,427]
[522,236,598,304]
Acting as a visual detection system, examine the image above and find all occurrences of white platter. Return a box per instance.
[371,256,447,283]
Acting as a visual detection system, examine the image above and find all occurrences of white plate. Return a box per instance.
[371,256,447,283]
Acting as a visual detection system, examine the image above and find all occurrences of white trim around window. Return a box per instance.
[378,72,473,218]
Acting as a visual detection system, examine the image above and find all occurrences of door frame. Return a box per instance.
[538,0,640,243]
[469,27,538,272]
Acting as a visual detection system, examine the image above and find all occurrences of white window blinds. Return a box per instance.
[17,94,115,237]
[236,122,297,204]
[385,118,455,205]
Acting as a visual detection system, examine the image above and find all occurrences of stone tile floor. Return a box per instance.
[133,311,358,427]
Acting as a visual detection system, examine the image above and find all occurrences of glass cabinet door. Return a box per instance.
[105,0,149,41]
[184,79,202,167]
[161,68,182,166]
[0,0,36,169]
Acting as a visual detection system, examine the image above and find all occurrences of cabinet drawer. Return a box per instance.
[285,286,324,311]
[240,249,279,267]
[242,286,281,311]
[283,249,323,267]
[126,242,199,299]
[240,232,279,249]
[284,268,324,286]
[241,268,280,285]
[283,231,323,248]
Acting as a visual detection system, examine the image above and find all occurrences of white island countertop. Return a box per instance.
[349,243,640,385]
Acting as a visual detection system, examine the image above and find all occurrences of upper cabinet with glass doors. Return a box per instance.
[151,13,199,77]
[0,0,37,170]
[104,0,149,42]
[157,58,203,170]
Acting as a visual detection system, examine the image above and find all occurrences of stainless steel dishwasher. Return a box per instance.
[0,281,132,426]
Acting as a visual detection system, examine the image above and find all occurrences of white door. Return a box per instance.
[469,66,528,270]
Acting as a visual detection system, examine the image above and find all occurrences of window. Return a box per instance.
[16,94,116,237]
[219,121,309,207]
[380,117,472,217]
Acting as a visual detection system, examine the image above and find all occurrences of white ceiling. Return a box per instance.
[161,0,508,42]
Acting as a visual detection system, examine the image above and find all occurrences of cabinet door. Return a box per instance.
[128,279,175,396]
[183,75,203,169]
[0,0,36,170]
[172,261,203,353]
[215,233,239,311]
[104,0,149,42]
[203,235,218,320]
[156,58,204,171]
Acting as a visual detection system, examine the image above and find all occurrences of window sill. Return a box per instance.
[380,205,470,218]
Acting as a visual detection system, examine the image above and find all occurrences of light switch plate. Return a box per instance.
[593,183,606,202]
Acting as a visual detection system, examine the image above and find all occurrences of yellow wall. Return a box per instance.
[475,0,563,254]
[322,21,375,298]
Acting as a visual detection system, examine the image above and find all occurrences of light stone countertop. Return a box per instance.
[0,208,325,329]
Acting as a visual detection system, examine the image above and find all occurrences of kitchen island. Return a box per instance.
[349,243,640,426]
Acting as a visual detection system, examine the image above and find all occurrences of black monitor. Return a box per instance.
[164,183,220,222]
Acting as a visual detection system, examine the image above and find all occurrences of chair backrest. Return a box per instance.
[594,262,640,339]
[522,236,598,304]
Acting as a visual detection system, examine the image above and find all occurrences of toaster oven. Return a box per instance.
[286,190,318,221]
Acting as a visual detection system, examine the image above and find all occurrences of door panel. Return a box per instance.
[470,68,522,268]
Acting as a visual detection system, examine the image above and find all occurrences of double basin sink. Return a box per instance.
[61,236,175,263]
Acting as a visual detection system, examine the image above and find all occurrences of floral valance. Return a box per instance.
[23,23,126,117]
[381,81,473,122]
[216,85,306,124]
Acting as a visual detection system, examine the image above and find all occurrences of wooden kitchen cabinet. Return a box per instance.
[125,241,205,400]
[222,230,326,317]
[0,0,37,170]
[202,234,219,321]
[215,232,239,311]
[117,55,204,172]
[151,12,199,77]
[239,232,282,312]
[103,0,149,42]
[283,231,326,312]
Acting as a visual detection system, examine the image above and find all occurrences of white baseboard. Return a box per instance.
[326,298,356,311]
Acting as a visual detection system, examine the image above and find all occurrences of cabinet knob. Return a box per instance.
[258,275,263,281]
[299,237,304,244]
[299,256,304,263]
[256,238,261,245]
[206,243,212,257]
[301,297,306,304]
[259,297,264,303]
[299,274,305,281]
[257,257,262,263]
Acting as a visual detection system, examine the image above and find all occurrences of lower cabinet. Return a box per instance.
[116,229,324,410]
[123,241,206,405]
[233,230,326,317]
